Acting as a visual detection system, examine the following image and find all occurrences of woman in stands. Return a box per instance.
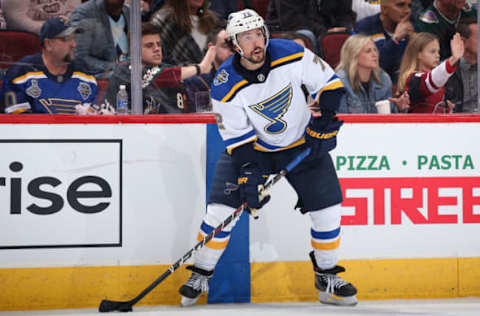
[396,32,464,113]
[336,34,405,113]
[150,0,218,66]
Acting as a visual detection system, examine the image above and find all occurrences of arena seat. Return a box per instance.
[0,30,41,69]
[238,0,270,18]
[318,31,350,69]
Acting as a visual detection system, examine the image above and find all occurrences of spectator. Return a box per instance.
[2,17,97,114]
[70,0,129,79]
[209,0,239,20]
[265,0,356,53]
[336,34,404,113]
[411,0,433,20]
[352,0,381,22]
[445,18,478,112]
[1,0,80,34]
[104,22,216,113]
[355,0,415,83]
[183,25,234,112]
[397,32,464,113]
[416,0,476,60]
[150,0,218,66]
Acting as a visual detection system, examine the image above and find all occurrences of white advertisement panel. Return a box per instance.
[250,123,480,262]
[0,123,207,268]
[0,140,121,248]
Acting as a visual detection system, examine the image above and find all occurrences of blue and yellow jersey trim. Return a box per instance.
[253,137,305,152]
[72,72,97,85]
[225,130,258,154]
[212,39,305,103]
[12,72,47,84]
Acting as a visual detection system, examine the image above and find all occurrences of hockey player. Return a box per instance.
[179,9,357,307]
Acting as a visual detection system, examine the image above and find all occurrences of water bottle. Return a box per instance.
[116,84,129,114]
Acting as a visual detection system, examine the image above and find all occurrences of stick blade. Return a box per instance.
[99,299,133,313]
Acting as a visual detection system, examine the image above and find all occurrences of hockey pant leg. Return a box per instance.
[193,203,240,271]
[309,203,342,270]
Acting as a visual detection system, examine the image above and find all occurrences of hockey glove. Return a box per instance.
[305,115,343,157]
[238,162,270,213]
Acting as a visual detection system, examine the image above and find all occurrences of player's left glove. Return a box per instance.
[238,162,271,214]
[305,115,343,157]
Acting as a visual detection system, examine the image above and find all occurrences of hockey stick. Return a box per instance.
[98,147,311,313]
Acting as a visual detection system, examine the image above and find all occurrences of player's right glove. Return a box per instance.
[305,115,343,157]
[238,162,270,212]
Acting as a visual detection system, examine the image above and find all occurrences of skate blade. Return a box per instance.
[318,292,358,306]
[180,295,200,307]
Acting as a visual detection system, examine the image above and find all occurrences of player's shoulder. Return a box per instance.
[268,38,305,69]
[210,56,248,102]
[6,53,45,84]
[71,70,97,86]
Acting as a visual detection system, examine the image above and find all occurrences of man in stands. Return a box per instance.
[355,0,415,83]
[416,0,476,60]
[70,0,129,79]
[2,17,97,114]
[446,17,478,112]
[183,24,234,112]
[103,22,215,113]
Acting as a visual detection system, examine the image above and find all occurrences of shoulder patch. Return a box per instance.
[213,69,229,86]
[420,10,439,24]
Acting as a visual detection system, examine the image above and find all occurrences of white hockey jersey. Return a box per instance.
[211,39,344,154]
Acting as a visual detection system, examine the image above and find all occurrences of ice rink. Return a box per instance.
[1,298,480,316]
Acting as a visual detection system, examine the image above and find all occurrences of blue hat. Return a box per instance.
[40,17,76,43]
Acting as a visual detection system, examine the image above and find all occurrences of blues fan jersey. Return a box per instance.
[3,54,97,114]
[211,39,344,154]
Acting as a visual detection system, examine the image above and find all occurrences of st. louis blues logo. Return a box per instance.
[249,83,293,134]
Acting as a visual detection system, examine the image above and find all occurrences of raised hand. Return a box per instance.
[393,13,414,41]
[449,32,465,64]
[199,45,217,74]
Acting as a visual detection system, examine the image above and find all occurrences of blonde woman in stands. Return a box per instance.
[396,32,464,113]
[150,0,218,66]
[336,34,407,113]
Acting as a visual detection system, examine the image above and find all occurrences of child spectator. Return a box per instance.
[397,32,464,113]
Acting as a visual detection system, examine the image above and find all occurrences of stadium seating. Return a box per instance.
[238,0,270,18]
[0,30,41,69]
[318,31,350,69]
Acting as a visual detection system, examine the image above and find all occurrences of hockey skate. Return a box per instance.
[179,265,213,307]
[309,251,358,306]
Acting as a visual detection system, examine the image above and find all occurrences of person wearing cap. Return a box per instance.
[1,17,97,114]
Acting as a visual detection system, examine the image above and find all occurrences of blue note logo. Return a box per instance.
[249,83,293,134]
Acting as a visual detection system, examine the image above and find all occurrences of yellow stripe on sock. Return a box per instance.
[311,238,340,250]
[197,233,229,250]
